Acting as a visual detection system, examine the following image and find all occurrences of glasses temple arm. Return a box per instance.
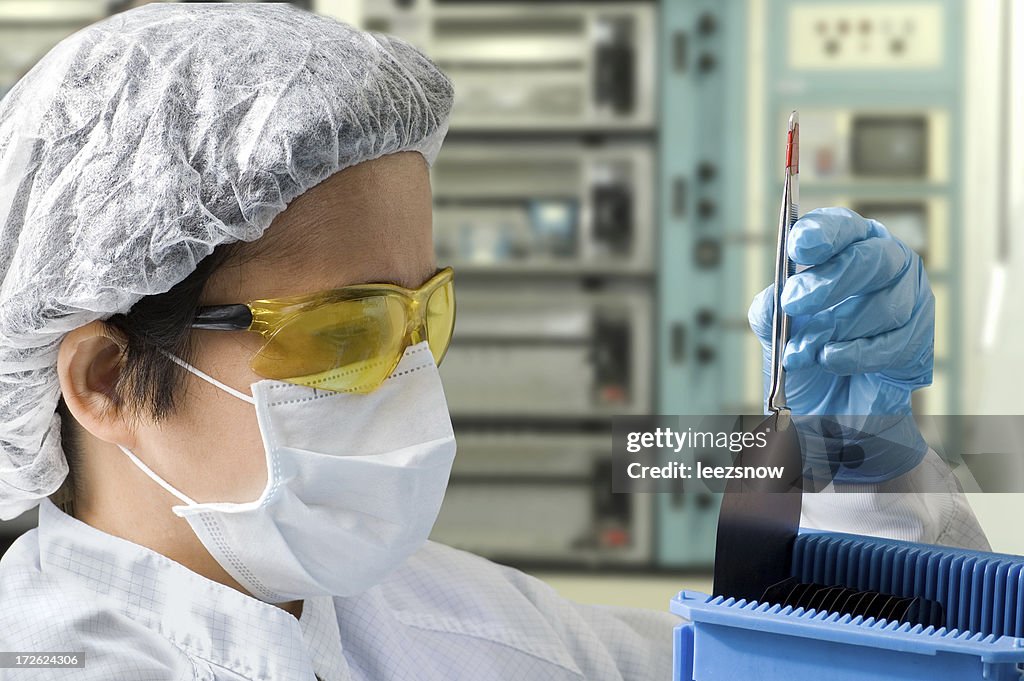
[191,304,253,331]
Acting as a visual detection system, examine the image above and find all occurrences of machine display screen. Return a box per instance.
[851,115,928,177]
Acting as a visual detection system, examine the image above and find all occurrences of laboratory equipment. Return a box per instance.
[431,142,654,274]
[429,430,652,566]
[674,531,1024,681]
[407,0,660,569]
[373,3,657,131]
[656,0,745,569]
[432,283,655,568]
[440,287,652,417]
[434,282,655,568]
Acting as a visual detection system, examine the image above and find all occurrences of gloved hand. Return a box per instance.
[748,207,933,484]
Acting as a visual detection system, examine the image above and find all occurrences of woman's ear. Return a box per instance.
[56,321,135,448]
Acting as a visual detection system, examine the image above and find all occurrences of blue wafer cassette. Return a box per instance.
[672,531,1024,680]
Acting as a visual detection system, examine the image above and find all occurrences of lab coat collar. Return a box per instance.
[300,594,349,681]
[36,498,349,681]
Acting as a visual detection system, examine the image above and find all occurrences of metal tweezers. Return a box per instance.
[712,115,803,601]
[767,111,799,428]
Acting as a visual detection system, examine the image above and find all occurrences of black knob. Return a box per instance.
[696,493,714,510]
[697,161,717,182]
[696,345,716,364]
[697,52,717,72]
[697,12,717,35]
[696,308,715,327]
[694,238,721,268]
[697,199,716,219]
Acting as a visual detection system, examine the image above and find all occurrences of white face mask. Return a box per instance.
[118,341,457,603]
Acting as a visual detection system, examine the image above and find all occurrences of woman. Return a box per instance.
[0,4,987,680]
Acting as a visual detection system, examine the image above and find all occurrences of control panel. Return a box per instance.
[788,3,943,70]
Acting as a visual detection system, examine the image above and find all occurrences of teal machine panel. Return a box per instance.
[760,0,964,420]
[656,0,750,567]
[656,0,965,568]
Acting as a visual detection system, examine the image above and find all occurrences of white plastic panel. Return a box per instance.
[788,2,944,70]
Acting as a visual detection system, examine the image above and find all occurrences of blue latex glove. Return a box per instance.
[748,207,932,483]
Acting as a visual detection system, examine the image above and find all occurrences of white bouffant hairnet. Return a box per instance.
[0,3,453,519]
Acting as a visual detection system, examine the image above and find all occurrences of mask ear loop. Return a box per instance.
[117,444,198,506]
[118,350,257,506]
[159,349,256,405]
[117,350,260,503]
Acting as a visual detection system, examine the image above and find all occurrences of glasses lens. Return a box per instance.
[425,280,455,365]
[251,297,406,393]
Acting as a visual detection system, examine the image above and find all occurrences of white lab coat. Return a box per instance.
[0,449,989,680]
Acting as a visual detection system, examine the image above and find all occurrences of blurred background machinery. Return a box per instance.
[366,1,666,571]
[2,0,1021,602]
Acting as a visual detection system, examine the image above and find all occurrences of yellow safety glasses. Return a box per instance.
[191,268,455,394]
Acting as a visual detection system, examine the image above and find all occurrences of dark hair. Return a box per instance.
[53,241,247,512]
